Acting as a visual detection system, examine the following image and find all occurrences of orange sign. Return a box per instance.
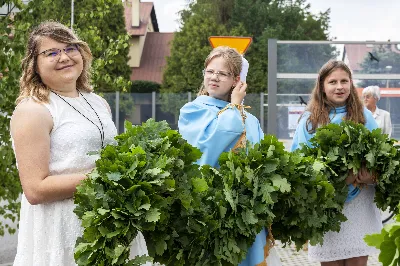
[208,36,252,55]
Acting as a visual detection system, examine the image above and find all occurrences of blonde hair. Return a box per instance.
[306,60,365,132]
[17,21,93,104]
[197,46,242,102]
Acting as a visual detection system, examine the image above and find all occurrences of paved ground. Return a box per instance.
[0,200,17,266]
[274,241,382,266]
[1,207,391,266]
[0,239,383,266]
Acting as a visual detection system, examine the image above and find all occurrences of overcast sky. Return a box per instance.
[143,0,399,41]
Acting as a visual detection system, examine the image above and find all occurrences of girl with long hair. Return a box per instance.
[291,60,382,266]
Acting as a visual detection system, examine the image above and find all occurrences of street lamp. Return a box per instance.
[71,0,74,30]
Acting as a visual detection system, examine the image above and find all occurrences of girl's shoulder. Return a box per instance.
[362,107,378,130]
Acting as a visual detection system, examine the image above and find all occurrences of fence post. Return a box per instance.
[115,91,120,134]
[267,39,278,136]
[152,91,156,119]
[260,92,264,132]
[188,91,192,102]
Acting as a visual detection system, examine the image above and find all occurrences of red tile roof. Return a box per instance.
[124,2,159,36]
[344,44,400,72]
[131,32,175,83]
[344,44,373,72]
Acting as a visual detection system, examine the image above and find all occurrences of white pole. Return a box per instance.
[71,0,74,29]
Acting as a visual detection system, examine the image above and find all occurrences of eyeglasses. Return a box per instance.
[38,44,80,62]
[363,94,373,100]
[203,69,232,81]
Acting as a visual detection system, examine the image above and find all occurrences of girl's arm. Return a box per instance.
[11,100,87,205]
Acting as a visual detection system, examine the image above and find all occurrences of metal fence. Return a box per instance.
[102,92,266,134]
[267,40,400,146]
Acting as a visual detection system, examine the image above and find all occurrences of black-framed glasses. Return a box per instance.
[38,44,80,62]
[203,69,232,81]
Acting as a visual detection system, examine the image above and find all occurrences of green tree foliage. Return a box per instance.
[162,13,231,93]
[162,0,333,93]
[130,80,161,93]
[0,0,27,236]
[0,0,131,236]
[358,45,400,89]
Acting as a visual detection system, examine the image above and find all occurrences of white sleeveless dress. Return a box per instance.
[308,186,382,261]
[13,92,150,266]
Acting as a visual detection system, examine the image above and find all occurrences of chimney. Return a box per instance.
[132,0,140,27]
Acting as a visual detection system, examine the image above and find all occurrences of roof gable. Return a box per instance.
[124,1,159,36]
[131,32,175,83]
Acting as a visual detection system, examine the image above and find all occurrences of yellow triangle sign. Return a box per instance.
[208,36,253,55]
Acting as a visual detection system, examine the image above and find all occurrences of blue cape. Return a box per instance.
[178,95,268,265]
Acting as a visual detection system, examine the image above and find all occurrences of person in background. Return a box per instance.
[362,85,392,137]
[178,46,281,265]
[291,60,382,266]
[10,21,149,266]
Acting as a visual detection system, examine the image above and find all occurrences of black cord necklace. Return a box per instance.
[52,89,105,149]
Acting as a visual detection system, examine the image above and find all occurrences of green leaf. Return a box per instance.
[271,175,291,193]
[364,229,386,249]
[145,208,161,223]
[192,178,209,193]
[379,240,397,265]
[242,210,258,225]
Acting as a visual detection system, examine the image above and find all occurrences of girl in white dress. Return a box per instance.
[291,60,382,266]
[10,21,148,266]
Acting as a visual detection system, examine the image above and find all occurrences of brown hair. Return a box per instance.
[306,60,365,132]
[17,21,93,104]
[197,46,242,102]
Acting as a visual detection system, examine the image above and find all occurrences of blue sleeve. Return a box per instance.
[290,113,313,152]
[345,184,360,202]
[178,102,244,167]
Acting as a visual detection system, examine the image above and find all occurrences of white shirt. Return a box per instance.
[372,107,392,137]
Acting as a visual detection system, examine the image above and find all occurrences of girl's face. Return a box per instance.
[323,68,351,107]
[36,37,83,90]
[204,57,238,101]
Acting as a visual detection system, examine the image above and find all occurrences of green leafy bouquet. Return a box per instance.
[73,119,345,265]
[270,149,344,249]
[300,121,400,214]
[74,120,288,265]
[73,119,204,265]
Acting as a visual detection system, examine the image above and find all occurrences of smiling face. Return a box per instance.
[36,37,83,90]
[204,56,239,101]
[323,68,351,107]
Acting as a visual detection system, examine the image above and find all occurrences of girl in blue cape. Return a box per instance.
[291,60,382,265]
[178,46,281,266]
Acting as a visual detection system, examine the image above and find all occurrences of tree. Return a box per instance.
[358,45,400,89]
[162,0,333,93]
[0,0,131,236]
[0,0,27,236]
[161,13,231,93]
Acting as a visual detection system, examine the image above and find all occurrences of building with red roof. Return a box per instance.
[124,0,175,84]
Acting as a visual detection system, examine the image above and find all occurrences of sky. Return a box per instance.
[144,0,399,42]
